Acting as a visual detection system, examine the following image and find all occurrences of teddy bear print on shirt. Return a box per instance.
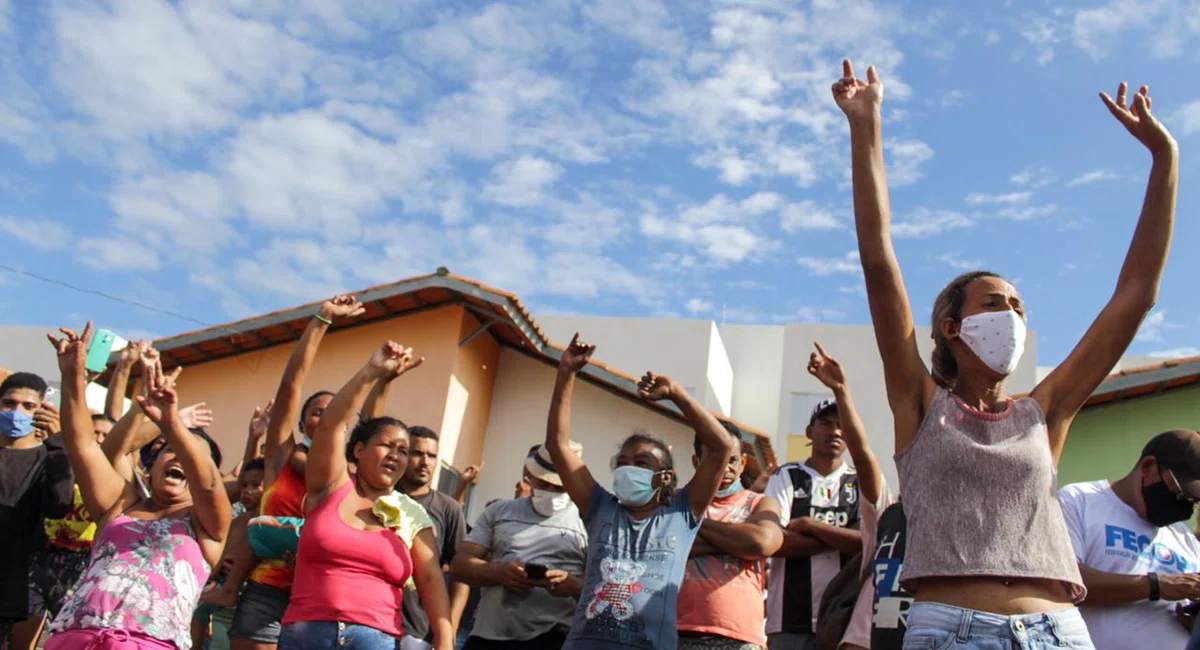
[586,558,646,621]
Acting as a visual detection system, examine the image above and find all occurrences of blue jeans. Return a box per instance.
[902,602,1094,650]
[279,621,401,650]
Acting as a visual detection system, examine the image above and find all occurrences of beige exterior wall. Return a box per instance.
[173,306,471,473]
[471,347,697,517]
[440,311,500,474]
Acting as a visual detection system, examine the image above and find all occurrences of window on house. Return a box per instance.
[437,462,472,515]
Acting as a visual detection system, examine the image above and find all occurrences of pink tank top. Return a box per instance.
[282,480,414,637]
[48,514,211,650]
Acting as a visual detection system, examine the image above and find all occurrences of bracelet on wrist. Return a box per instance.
[313,313,333,325]
[1148,572,1161,601]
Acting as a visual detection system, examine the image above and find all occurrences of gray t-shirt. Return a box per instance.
[465,498,588,641]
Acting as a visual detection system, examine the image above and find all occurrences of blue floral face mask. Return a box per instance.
[0,410,35,438]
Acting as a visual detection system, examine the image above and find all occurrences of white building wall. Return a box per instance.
[473,347,697,520]
[704,323,733,415]
[535,315,721,412]
[718,324,785,436]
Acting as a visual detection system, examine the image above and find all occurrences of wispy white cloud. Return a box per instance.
[640,192,785,264]
[937,253,984,271]
[886,139,934,186]
[0,216,70,250]
[1175,101,1200,137]
[1149,346,1200,359]
[79,237,162,271]
[685,297,713,315]
[1072,0,1191,59]
[965,191,1032,205]
[796,251,861,277]
[1066,169,1118,188]
[892,208,974,238]
[1010,166,1056,188]
[997,204,1057,221]
[781,201,842,233]
[1136,309,1183,344]
[1018,15,1059,65]
[481,156,563,208]
[939,90,966,108]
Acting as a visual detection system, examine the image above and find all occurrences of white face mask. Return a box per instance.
[531,489,572,516]
[958,310,1027,376]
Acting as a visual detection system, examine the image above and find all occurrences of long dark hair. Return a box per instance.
[931,271,1002,389]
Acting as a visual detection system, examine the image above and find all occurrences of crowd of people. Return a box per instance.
[0,61,1195,650]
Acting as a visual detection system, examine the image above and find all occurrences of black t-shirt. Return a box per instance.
[0,436,74,620]
[401,488,467,641]
[871,501,912,650]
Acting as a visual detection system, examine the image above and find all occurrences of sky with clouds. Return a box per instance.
[1,0,1198,365]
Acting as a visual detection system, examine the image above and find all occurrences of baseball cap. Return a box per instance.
[1142,429,1200,500]
[525,441,583,487]
[809,399,839,429]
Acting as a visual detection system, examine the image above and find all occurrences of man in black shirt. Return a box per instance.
[398,425,469,650]
[0,372,73,647]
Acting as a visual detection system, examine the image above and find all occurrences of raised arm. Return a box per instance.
[547,334,598,516]
[362,354,424,419]
[1034,83,1178,460]
[833,60,934,449]
[49,323,133,521]
[242,401,271,466]
[137,359,231,549]
[263,295,364,486]
[307,342,409,504]
[807,342,881,505]
[454,463,483,506]
[637,372,736,519]
[104,342,141,420]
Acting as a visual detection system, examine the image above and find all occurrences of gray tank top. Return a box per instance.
[895,387,1084,601]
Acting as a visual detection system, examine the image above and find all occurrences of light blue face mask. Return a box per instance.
[0,410,35,439]
[613,466,663,507]
[716,481,744,498]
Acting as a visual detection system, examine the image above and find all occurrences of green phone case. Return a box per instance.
[86,329,117,373]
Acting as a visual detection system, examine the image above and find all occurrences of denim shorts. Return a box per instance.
[279,621,400,650]
[902,602,1094,650]
[230,581,291,642]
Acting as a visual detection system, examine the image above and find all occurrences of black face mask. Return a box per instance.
[1142,474,1195,527]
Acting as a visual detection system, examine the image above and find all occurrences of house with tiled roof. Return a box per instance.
[1057,355,1200,487]
[95,268,777,515]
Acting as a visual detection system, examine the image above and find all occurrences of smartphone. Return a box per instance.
[86,329,117,373]
[525,563,548,580]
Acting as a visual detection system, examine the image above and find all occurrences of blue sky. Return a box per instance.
[1,0,1197,366]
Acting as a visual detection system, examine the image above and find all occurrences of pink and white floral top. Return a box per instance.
[49,514,210,649]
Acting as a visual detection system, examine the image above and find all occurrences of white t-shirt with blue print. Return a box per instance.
[563,483,701,650]
[1060,479,1200,650]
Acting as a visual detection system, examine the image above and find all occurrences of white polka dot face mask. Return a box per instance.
[958,310,1027,376]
